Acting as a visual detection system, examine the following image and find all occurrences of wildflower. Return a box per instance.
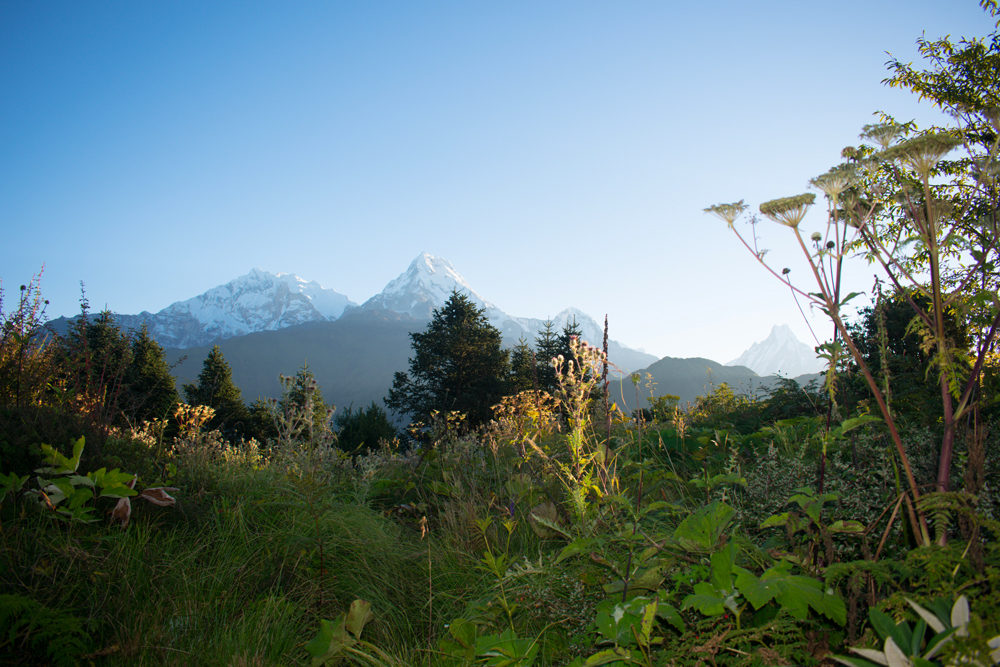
[881,132,961,178]
[861,122,905,149]
[759,193,815,228]
[704,201,748,228]
[810,164,855,199]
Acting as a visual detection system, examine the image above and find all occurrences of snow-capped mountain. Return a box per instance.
[359,253,657,371]
[725,324,824,377]
[111,269,355,348]
[59,253,654,371]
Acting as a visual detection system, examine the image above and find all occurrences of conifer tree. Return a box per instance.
[123,324,178,424]
[534,320,561,393]
[183,346,250,438]
[386,291,510,428]
[509,338,536,394]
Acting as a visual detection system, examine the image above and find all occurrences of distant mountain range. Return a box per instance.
[49,253,823,413]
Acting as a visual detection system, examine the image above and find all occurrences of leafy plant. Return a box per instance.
[831,595,1000,667]
[0,594,92,667]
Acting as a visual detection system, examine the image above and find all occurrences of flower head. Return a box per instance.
[881,132,961,178]
[704,201,748,228]
[759,193,815,228]
[810,164,855,199]
[861,123,906,149]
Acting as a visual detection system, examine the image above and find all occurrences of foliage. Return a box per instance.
[386,291,511,429]
[831,595,1000,667]
[334,401,398,454]
[0,594,92,667]
[183,345,252,439]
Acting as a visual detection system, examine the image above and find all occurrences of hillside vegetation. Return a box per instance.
[3,8,1000,666]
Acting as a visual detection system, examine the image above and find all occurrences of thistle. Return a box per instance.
[759,193,815,228]
[704,200,748,228]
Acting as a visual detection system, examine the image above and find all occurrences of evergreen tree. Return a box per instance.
[534,320,561,393]
[183,346,250,438]
[334,401,399,453]
[246,397,278,442]
[122,324,178,425]
[508,337,536,394]
[386,291,510,428]
[558,318,585,364]
[277,362,333,436]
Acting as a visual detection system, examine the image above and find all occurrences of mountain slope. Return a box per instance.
[51,269,355,349]
[725,324,823,377]
[360,253,657,372]
[165,309,421,412]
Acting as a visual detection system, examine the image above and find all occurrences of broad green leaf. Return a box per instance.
[951,595,970,635]
[0,472,28,504]
[99,485,138,499]
[828,520,865,534]
[582,647,632,666]
[737,563,846,625]
[653,595,685,633]
[830,654,885,667]
[556,538,597,564]
[344,599,373,640]
[475,628,539,665]
[682,582,727,617]
[846,648,890,665]
[905,599,945,634]
[883,637,911,667]
[709,542,738,592]
[870,609,910,651]
[672,500,735,553]
[838,415,882,433]
[69,474,95,488]
[446,618,477,650]
[910,619,926,657]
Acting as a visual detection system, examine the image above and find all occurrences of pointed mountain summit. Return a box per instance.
[359,253,657,372]
[93,269,355,349]
[359,252,497,318]
[725,324,824,377]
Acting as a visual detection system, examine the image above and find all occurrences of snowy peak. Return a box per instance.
[725,324,823,377]
[358,253,656,372]
[360,252,496,318]
[125,269,355,348]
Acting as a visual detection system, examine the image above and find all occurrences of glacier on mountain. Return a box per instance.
[112,269,355,348]
[358,253,657,372]
[724,324,824,377]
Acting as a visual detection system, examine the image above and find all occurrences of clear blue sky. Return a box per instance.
[1,1,991,362]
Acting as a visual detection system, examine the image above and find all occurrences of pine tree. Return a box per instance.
[334,401,398,453]
[386,291,510,428]
[534,320,561,393]
[509,337,536,394]
[183,346,250,438]
[122,324,179,425]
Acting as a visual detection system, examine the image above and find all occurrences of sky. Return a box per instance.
[1,1,993,362]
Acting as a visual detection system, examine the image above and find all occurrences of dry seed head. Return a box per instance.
[810,165,855,199]
[861,123,905,149]
[704,201,748,228]
[759,193,815,228]
[882,132,962,177]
